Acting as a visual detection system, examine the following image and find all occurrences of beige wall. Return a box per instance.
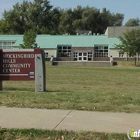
[105,26,140,38]
[44,48,130,60]
[109,49,119,57]
[44,49,57,58]
[110,49,127,57]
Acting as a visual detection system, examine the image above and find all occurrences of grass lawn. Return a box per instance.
[0,61,140,113]
[0,128,130,140]
[0,62,140,139]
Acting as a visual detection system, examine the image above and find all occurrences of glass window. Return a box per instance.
[1,41,14,49]
[88,52,92,61]
[45,52,48,58]
[83,52,87,56]
[119,52,124,57]
[94,46,108,57]
[83,57,87,60]
[3,42,7,46]
[0,42,2,46]
[79,53,82,56]
[57,45,71,57]
[73,52,92,61]
[3,46,11,49]
[63,46,67,49]
[58,46,62,49]
[88,58,92,61]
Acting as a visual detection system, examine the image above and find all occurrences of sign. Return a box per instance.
[127,128,140,139]
[0,49,46,92]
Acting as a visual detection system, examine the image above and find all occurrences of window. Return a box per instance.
[3,42,12,49]
[0,41,15,49]
[94,46,108,57]
[73,52,78,61]
[119,52,124,57]
[57,45,71,57]
[88,52,92,61]
[45,52,48,58]
[0,42,2,49]
[73,52,93,61]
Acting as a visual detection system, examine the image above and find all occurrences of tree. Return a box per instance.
[2,1,30,34]
[49,7,62,34]
[20,30,38,48]
[29,0,53,34]
[113,13,124,26]
[115,29,140,65]
[0,0,124,35]
[81,7,101,34]
[100,8,115,33]
[1,0,53,34]
[125,18,140,26]
[59,8,75,34]
[72,6,85,31]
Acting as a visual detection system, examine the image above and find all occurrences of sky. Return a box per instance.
[0,0,140,25]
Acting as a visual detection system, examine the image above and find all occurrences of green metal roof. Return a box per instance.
[0,35,23,42]
[0,34,120,49]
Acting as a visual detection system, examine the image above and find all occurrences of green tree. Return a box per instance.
[113,13,124,26]
[100,8,114,33]
[0,1,124,35]
[2,2,30,34]
[115,29,140,65]
[81,7,101,34]
[29,0,53,34]
[49,7,62,34]
[20,30,38,48]
[125,18,140,26]
[59,8,75,34]
[1,0,53,34]
[72,6,84,31]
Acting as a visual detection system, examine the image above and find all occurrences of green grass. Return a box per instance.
[0,128,131,140]
[0,63,140,113]
[115,60,140,67]
[0,63,140,139]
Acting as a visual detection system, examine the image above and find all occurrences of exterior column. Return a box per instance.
[110,55,113,66]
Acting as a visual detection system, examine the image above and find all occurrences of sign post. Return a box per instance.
[35,51,46,92]
[0,80,2,91]
[0,49,46,92]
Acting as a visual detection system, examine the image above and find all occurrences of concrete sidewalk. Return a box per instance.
[0,106,140,133]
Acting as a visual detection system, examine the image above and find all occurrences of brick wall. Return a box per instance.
[53,61,111,67]
[113,57,139,61]
[71,47,94,61]
[94,57,110,61]
[56,57,71,61]
[56,47,111,61]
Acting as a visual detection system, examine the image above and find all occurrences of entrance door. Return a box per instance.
[78,52,88,61]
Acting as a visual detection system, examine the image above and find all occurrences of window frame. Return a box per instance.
[57,45,72,57]
[73,52,93,61]
[94,45,108,57]
[0,41,15,49]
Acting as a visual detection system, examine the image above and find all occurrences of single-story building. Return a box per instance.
[0,26,139,62]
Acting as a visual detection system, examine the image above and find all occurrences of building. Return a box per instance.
[105,26,140,60]
[105,26,140,38]
[0,34,120,61]
[0,26,139,62]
